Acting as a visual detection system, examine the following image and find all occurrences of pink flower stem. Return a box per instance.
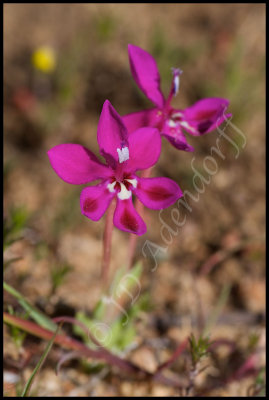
[101,198,116,283]
[127,167,153,270]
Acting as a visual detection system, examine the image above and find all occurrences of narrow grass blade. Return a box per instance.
[21,324,61,397]
[203,283,231,337]
[4,281,56,331]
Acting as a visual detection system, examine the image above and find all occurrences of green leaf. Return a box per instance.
[3,206,29,250]
[7,305,26,348]
[73,311,95,345]
[4,282,56,331]
[74,263,144,352]
[189,333,211,364]
[92,299,106,321]
[110,316,136,351]
[110,262,143,300]
[50,263,73,293]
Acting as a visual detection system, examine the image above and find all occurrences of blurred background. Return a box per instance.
[4,4,265,397]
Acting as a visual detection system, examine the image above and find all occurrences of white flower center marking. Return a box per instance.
[107,177,137,199]
[117,182,132,200]
[168,119,177,128]
[180,121,196,133]
[117,146,129,163]
[125,178,137,188]
[172,111,183,119]
[168,111,184,128]
[107,181,117,193]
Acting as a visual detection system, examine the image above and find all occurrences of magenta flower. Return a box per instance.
[123,44,231,152]
[48,100,183,235]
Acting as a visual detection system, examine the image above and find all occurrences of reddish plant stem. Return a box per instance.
[156,337,188,373]
[128,167,153,270]
[4,312,142,375]
[4,312,185,389]
[196,353,260,396]
[199,240,251,276]
[101,198,116,283]
[4,312,90,354]
[53,316,102,347]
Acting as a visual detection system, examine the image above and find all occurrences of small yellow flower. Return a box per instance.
[32,46,56,73]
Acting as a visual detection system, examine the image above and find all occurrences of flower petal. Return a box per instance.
[162,121,194,152]
[113,197,146,235]
[125,127,161,173]
[80,183,115,221]
[48,144,111,184]
[182,98,230,136]
[214,112,233,128]
[162,133,194,152]
[134,177,183,210]
[97,100,129,168]
[122,108,160,133]
[128,44,165,109]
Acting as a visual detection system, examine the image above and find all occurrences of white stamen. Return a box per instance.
[180,121,196,133]
[107,181,117,193]
[117,182,132,200]
[171,68,183,96]
[117,146,129,163]
[125,178,137,188]
[173,75,180,96]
